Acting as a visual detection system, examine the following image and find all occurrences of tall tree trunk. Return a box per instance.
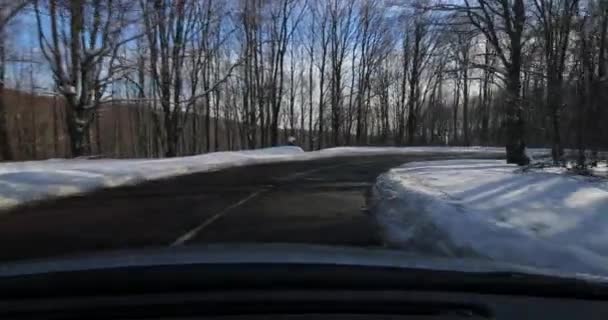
[547,78,563,163]
[204,66,211,152]
[504,0,528,165]
[52,94,60,156]
[504,66,528,165]
[308,34,314,151]
[407,23,421,145]
[462,61,470,146]
[299,71,305,145]
[214,90,221,151]
[591,9,608,155]
[318,57,327,150]
[480,43,491,146]
[288,45,296,137]
[65,105,92,157]
[0,25,13,161]
[397,35,409,146]
[254,22,265,148]
[164,111,179,157]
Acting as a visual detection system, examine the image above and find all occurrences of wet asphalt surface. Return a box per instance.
[0,153,497,262]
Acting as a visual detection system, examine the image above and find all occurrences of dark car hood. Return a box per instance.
[0,243,605,283]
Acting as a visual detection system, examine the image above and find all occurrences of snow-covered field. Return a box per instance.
[0,146,504,211]
[371,159,608,276]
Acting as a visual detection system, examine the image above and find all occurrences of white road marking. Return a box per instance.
[170,190,266,246]
[170,161,370,246]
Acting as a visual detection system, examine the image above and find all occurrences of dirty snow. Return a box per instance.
[0,146,509,211]
[372,159,608,276]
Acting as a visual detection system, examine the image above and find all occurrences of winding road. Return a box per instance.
[0,152,496,262]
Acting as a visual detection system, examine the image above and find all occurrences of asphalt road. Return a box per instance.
[0,153,495,262]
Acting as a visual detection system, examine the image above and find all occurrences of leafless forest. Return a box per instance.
[1,0,608,164]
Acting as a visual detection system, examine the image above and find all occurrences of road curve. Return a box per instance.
[0,153,497,262]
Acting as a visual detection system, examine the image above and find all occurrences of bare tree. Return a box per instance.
[479,39,495,145]
[306,2,315,150]
[355,0,390,145]
[316,1,329,149]
[568,1,608,167]
[455,31,473,146]
[406,7,434,145]
[141,0,238,157]
[396,30,410,145]
[533,0,578,163]
[468,0,528,163]
[34,0,134,157]
[437,0,529,164]
[238,0,258,149]
[267,0,304,146]
[2,0,606,162]
[0,0,28,160]
[328,0,355,146]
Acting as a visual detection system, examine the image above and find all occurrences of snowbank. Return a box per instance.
[314,146,506,156]
[313,146,550,160]
[371,159,608,276]
[0,146,305,210]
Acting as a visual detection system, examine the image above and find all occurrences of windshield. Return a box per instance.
[0,0,607,279]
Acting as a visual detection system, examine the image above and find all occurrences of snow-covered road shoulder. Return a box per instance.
[0,146,305,210]
[371,159,608,276]
[0,146,507,211]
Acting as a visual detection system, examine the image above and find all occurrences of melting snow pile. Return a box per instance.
[372,159,608,276]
